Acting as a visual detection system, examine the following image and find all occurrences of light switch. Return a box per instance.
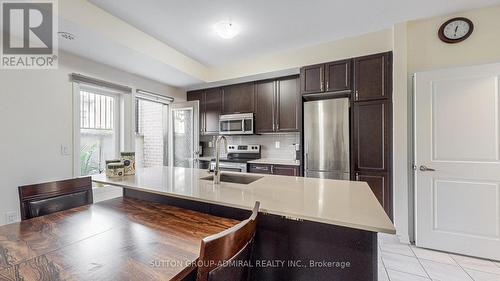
[275,141,280,149]
[60,145,71,156]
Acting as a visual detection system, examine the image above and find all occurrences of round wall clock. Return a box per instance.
[438,17,474,44]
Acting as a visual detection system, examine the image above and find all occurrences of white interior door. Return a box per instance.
[168,101,199,168]
[414,63,500,260]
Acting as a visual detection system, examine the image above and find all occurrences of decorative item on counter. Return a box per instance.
[120,152,136,175]
[107,162,125,178]
[105,159,122,177]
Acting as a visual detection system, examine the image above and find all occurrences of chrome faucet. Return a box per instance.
[214,136,228,184]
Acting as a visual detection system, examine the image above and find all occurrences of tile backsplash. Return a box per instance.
[201,133,300,160]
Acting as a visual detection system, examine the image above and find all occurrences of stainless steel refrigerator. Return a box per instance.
[304,98,350,180]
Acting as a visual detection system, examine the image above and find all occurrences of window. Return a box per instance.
[78,87,120,176]
[135,97,169,168]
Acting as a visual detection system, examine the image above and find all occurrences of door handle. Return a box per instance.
[419,165,436,172]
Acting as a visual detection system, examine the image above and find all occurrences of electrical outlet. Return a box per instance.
[275,141,280,149]
[5,211,18,224]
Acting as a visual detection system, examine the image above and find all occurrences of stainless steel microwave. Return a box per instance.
[219,113,254,135]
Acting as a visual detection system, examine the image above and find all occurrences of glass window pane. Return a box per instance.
[135,99,167,168]
[172,108,193,168]
[79,89,117,176]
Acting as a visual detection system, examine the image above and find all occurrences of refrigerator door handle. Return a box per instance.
[304,152,308,176]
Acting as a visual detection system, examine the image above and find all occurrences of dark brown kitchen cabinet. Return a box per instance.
[204,88,222,134]
[352,100,390,172]
[272,165,300,176]
[300,64,324,94]
[222,82,255,114]
[353,52,392,101]
[325,60,352,92]
[300,60,352,96]
[255,80,275,133]
[255,76,300,133]
[186,88,222,135]
[276,76,300,132]
[356,171,391,219]
[186,90,204,133]
[248,164,272,175]
[249,163,300,177]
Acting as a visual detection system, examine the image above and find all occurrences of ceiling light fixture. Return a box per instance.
[214,21,240,39]
[58,31,76,41]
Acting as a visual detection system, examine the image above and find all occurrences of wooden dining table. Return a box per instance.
[0,197,239,281]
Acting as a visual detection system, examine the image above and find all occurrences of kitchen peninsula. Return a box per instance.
[93,166,395,281]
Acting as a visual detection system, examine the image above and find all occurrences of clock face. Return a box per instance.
[443,20,470,40]
[439,17,473,43]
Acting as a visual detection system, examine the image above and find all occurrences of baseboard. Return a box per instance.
[397,233,411,245]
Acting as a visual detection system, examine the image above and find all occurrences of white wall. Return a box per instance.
[0,51,185,226]
[208,29,393,82]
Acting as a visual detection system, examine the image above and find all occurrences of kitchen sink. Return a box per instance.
[200,174,263,185]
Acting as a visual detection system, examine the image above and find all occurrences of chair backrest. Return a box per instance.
[18,177,93,220]
[196,201,260,281]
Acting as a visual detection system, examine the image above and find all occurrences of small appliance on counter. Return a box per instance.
[209,144,261,173]
[120,152,136,175]
[293,143,301,161]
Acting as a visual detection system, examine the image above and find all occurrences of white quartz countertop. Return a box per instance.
[92,166,395,234]
[247,158,300,166]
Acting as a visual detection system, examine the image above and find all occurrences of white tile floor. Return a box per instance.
[378,233,500,281]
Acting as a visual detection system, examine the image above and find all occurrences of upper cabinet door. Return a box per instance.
[353,52,391,101]
[300,64,324,94]
[277,76,300,132]
[255,80,276,133]
[204,88,222,134]
[352,100,390,172]
[325,60,352,93]
[187,90,205,133]
[222,82,255,114]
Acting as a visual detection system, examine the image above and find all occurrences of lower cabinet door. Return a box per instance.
[249,164,272,175]
[355,171,392,220]
[273,165,299,176]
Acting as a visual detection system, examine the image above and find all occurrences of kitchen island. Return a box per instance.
[93,166,395,281]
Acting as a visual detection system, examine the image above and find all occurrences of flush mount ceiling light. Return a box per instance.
[214,21,240,39]
[58,31,76,41]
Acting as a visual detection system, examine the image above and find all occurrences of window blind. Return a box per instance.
[136,89,174,104]
[70,73,132,93]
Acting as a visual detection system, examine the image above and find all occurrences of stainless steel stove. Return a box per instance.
[209,144,261,173]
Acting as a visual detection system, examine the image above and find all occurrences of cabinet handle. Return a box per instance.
[355,172,360,181]
[320,81,324,92]
[273,123,275,131]
[355,90,359,100]
[271,166,274,174]
[254,166,268,171]
[326,81,329,90]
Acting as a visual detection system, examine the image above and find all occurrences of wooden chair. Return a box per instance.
[18,177,93,220]
[196,201,260,281]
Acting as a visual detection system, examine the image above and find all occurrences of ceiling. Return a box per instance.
[89,0,500,67]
